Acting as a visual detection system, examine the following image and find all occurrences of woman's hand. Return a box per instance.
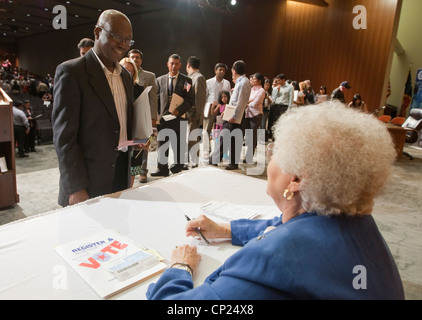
[185,215,231,240]
[170,244,201,274]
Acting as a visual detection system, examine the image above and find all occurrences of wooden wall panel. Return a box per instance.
[219,0,401,111]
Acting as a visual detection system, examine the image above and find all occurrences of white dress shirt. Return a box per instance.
[92,49,128,147]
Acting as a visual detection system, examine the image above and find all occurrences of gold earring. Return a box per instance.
[283,189,294,201]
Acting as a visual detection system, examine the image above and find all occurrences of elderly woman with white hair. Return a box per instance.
[146,101,404,300]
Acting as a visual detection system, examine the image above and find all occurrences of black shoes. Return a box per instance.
[207,159,218,166]
[225,164,238,170]
[150,170,169,177]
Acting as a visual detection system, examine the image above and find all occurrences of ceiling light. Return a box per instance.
[231,0,237,5]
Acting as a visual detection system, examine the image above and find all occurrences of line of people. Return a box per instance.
[50,8,369,207]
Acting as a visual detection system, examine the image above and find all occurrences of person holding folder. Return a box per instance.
[151,54,193,176]
[209,60,251,170]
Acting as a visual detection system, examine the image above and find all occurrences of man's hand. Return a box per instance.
[69,189,90,206]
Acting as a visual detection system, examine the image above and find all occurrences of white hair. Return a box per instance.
[272,101,396,216]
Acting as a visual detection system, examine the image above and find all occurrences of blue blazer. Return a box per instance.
[147,213,404,300]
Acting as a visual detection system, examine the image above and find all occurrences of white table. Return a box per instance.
[0,167,277,300]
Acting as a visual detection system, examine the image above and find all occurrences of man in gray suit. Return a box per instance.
[151,54,194,176]
[186,56,206,168]
[128,49,158,183]
[52,10,134,206]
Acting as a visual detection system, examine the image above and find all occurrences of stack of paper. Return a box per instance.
[200,201,260,222]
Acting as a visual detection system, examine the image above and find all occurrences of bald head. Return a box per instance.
[96,9,131,30]
[93,10,133,70]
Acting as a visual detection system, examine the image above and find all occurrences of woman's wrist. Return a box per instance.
[171,262,194,278]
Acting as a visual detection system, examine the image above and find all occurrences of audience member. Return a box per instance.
[315,85,329,104]
[23,100,37,153]
[348,93,368,113]
[260,78,273,143]
[152,54,193,177]
[12,101,30,158]
[186,56,206,168]
[243,72,265,164]
[203,63,231,160]
[37,80,48,98]
[77,38,94,57]
[331,81,351,103]
[52,9,134,207]
[293,81,307,106]
[128,48,158,183]
[11,79,21,94]
[146,101,404,300]
[304,79,315,104]
[42,92,53,102]
[210,60,251,170]
[1,80,11,95]
[268,73,294,140]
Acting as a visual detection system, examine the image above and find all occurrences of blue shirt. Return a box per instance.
[146,213,404,300]
[229,75,251,124]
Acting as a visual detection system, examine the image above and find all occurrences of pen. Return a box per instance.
[185,215,209,245]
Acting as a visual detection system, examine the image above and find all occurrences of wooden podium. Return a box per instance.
[0,88,19,208]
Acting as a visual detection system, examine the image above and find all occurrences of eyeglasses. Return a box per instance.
[96,25,135,47]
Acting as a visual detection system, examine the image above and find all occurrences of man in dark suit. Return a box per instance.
[151,54,193,176]
[52,10,134,207]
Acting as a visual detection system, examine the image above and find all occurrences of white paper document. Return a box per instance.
[132,86,153,139]
[162,114,177,121]
[55,229,166,299]
[200,201,260,222]
[221,104,237,122]
[204,102,212,118]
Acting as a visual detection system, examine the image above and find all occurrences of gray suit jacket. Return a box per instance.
[156,72,193,121]
[138,68,158,121]
[188,70,206,125]
[52,49,134,206]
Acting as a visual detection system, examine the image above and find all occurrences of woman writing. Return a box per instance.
[147,101,404,300]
